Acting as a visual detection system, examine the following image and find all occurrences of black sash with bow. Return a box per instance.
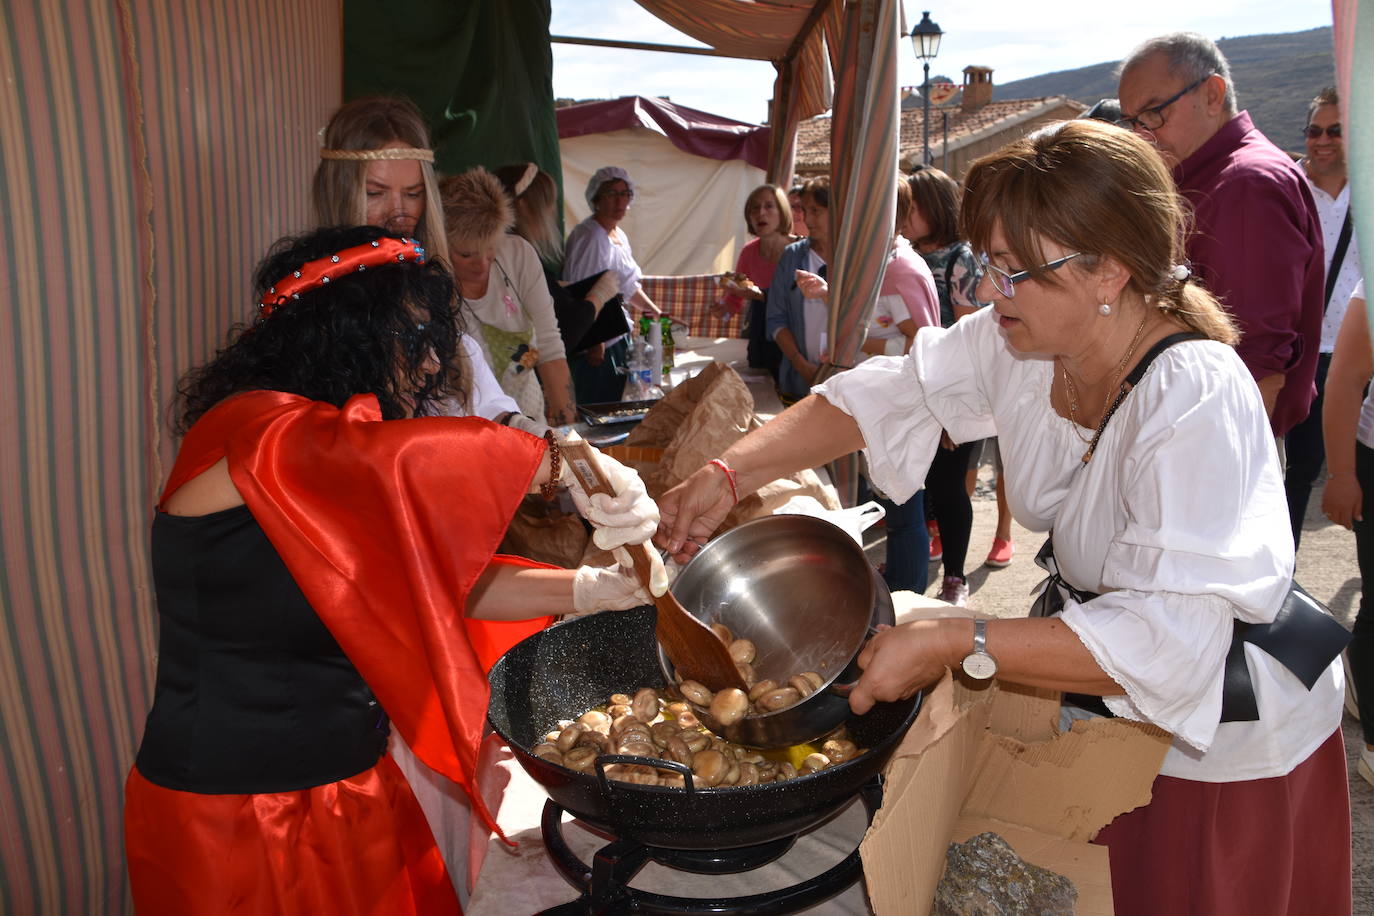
[1030,332,1350,722]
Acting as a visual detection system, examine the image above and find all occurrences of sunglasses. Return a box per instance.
[1303,124,1342,139]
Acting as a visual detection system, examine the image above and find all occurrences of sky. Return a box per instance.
[549,0,1336,125]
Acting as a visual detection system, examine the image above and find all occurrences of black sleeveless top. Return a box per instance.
[135,504,389,794]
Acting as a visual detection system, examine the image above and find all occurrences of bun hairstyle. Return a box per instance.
[176,225,468,432]
[960,119,1238,345]
[440,167,515,252]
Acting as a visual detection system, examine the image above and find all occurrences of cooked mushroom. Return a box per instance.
[532,742,563,765]
[562,746,598,772]
[631,687,661,723]
[747,679,779,703]
[555,722,587,752]
[679,680,713,707]
[609,693,632,707]
[577,710,611,734]
[821,739,859,764]
[691,748,730,787]
[709,623,733,645]
[801,752,831,773]
[756,686,802,712]
[709,687,750,726]
[728,638,756,665]
[788,674,816,698]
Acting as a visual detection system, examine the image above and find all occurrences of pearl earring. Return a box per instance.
[1098,303,1112,317]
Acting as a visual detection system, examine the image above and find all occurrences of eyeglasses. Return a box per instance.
[1115,72,1213,133]
[600,190,635,201]
[1303,124,1342,139]
[978,251,1083,299]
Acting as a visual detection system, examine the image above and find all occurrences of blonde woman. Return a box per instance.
[442,168,576,426]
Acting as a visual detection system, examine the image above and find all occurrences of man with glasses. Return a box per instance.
[1118,32,1324,441]
[1283,88,1364,546]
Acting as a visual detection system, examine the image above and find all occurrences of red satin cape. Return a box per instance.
[152,390,553,835]
[125,756,460,916]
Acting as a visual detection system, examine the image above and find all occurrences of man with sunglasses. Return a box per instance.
[1285,88,1364,545]
[1118,32,1324,441]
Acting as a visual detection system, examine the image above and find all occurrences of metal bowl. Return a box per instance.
[658,514,894,747]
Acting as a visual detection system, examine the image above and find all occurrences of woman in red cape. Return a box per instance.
[125,225,666,915]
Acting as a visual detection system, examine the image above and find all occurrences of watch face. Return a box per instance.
[961,652,997,680]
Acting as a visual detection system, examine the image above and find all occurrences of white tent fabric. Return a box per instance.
[561,127,765,277]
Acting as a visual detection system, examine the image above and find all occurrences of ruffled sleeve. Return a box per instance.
[1056,342,1294,751]
[814,308,1007,503]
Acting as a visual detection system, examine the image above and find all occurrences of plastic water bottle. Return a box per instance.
[642,323,663,389]
[625,334,661,400]
[623,336,646,401]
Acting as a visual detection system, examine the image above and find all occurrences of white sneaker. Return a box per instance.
[1359,746,1374,789]
[938,576,969,608]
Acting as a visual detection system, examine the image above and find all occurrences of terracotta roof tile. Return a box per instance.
[794,96,1087,172]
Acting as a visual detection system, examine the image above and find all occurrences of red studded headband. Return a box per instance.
[258,237,427,318]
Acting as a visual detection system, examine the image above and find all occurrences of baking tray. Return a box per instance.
[577,398,660,426]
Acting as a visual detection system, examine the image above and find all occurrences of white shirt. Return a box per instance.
[563,217,643,301]
[815,309,1342,782]
[801,250,828,361]
[1302,167,1363,352]
[1351,282,1374,449]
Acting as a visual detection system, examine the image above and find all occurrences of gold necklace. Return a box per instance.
[1060,364,1093,443]
[1058,311,1151,455]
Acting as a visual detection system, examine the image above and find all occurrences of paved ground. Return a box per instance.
[866,461,1373,913]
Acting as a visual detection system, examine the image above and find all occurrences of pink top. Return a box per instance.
[876,238,940,330]
[721,238,781,315]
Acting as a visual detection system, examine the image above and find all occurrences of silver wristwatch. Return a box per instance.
[960,619,998,680]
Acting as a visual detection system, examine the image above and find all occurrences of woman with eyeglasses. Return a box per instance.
[657,120,1349,915]
[123,225,668,915]
[563,165,662,403]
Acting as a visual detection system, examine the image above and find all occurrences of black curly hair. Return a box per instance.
[175,225,468,434]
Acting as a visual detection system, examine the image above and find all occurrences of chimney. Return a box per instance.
[962,66,993,111]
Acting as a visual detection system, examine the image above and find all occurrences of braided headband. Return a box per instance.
[319,146,435,162]
[259,237,427,319]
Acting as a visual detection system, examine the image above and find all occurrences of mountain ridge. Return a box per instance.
[990,27,1335,154]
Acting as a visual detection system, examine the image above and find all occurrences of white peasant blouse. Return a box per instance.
[814,307,1342,782]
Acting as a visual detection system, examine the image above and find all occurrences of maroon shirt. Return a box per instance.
[1174,111,1324,436]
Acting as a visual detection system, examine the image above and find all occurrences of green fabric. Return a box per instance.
[343,0,564,225]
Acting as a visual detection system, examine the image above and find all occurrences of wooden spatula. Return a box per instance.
[560,439,749,693]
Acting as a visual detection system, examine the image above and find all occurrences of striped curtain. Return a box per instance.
[0,2,339,912]
[823,0,899,371]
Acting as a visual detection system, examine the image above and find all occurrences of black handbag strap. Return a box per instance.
[1034,330,1348,722]
[1081,332,1207,464]
[1325,206,1354,312]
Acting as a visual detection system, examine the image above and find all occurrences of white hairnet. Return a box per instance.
[585,166,634,208]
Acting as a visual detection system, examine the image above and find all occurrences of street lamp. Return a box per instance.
[909,10,943,166]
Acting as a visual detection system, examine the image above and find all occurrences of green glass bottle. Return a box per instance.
[660,316,675,378]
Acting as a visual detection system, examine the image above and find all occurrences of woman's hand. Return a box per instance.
[848,619,963,714]
[570,548,663,615]
[585,341,606,367]
[793,355,822,384]
[1323,472,1364,530]
[656,462,736,564]
[795,269,829,301]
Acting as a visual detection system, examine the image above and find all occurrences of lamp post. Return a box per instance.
[909,10,943,166]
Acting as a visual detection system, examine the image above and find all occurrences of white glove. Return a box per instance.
[571,548,657,615]
[562,446,661,554]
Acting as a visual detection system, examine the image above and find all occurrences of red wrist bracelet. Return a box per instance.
[709,458,739,505]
